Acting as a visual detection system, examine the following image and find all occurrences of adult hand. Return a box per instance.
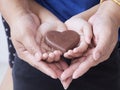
[10,0,67,79]
[61,0,120,81]
[60,14,93,89]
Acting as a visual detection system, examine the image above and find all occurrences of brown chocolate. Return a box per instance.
[45,30,80,53]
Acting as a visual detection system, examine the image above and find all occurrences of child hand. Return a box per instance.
[29,0,67,63]
[64,16,93,59]
[36,21,66,63]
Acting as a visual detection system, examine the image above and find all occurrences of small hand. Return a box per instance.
[64,17,92,59]
[36,31,72,89]
[36,21,66,63]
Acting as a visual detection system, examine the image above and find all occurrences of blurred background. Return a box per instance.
[0,14,9,85]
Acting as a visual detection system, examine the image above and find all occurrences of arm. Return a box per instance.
[99,0,120,25]
[73,4,99,20]
[0,0,68,80]
[62,0,120,81]
[0,67,13,90]
[0,0,29,24]
[64,4,99,59]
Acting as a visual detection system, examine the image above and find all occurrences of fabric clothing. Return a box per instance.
[2,18,15,68]
[36,0,120,40]
[2,0,120,90]
[36,0,99,22]
[12,43,120,90]
[3,19,120,90]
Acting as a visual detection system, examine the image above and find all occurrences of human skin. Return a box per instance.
[64,5,99,59]
[1,0,120,89]
[61,5,99,89]
[0,0,68,79]
[61,0,120,82]
[0,0,98,89]
[0,0,73,89]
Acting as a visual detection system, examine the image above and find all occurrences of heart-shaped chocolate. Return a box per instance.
[45,30,80,53]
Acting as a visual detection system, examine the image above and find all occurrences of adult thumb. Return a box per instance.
[23,35,42,61]
[93,36,108,61]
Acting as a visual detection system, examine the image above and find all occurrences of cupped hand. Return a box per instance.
[64,17,92,59]
[10,0,67,79]
[60,15,93,89]
[61,1,120,81]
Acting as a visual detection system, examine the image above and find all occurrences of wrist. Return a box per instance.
[107,0,120,26]
[101,0,120,5]
[73,5,99,21]
[0,0,30,24]
[99,0,120,26]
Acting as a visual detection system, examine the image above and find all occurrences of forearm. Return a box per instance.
[98,0,120,26]
[74,5,99,20]
[0,0,29,24]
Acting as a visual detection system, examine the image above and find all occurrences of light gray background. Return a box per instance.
[0,14,9,85]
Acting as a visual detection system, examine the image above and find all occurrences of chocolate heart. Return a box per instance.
[45,30,80,53]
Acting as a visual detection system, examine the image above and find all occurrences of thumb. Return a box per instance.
[93,35,109,61]
[23,35,42,61]
[56,21,67,32]
[61,77,72,90]
[83,24,93,44]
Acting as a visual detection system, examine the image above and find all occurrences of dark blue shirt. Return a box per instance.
[36,0,120,40]
[36,0,99,21]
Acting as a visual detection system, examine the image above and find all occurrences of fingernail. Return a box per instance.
[64,85,68,90]
[61,74,66,81]
[72,72,79,79]
[63,83,69,90]
[51,75,57,79]
[72,74,78,79]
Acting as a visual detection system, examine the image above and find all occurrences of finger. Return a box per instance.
[61,59,80,80]
[72,47,83,57]
[42,53,49,60]
[64,50,74,59]
[39,23,55,36]
[49,63,63,78]
[17,47,57,79]
[76,35,88,53]
[53,60,68,78]
[47,52,55,62]
[13,40,41,61]
[59,60,69,70]
[61,77,72,90]
[73,55,98,79]
[92,35,110,61]
[22,35,42,61]
[53,50,62,62]
[83,24,93,44]
[65,18,83,33]
[71,36,88,57]
[15,42,57,79]
[55,63,64,71]
[56,21,67,32]
[64,47,83,59]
